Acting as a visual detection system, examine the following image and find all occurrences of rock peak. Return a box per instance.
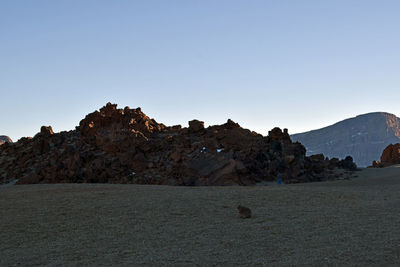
[0,135,12,146]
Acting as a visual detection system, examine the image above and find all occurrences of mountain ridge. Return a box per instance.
[290,112,400,167]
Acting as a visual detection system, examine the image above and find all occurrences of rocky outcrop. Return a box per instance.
[0,103,357,185]
[372,143,400,168]
[291,112,400,167]
[0,136,12,146]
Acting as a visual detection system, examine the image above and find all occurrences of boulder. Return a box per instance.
[0,136,12,146]
[372,143,400,167]
[41,126,54,136]
[339,156,357,171]
[188,120,205,132]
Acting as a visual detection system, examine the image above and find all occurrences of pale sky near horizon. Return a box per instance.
[1,0,399,142]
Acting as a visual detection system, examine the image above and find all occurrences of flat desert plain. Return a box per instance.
[1,167,400,266]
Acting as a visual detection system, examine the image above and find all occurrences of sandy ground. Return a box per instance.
[1,167,400,266]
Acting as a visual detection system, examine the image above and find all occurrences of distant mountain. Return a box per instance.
[0,136,12,146]
[291,112,400,167]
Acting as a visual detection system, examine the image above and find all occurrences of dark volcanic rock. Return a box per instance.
[291,112,400,167]
[237,205,252,219]
[188,120,205,132]
[0,136,12,146]
[0,103,356,185]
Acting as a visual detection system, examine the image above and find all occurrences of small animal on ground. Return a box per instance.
[237,205,252,219]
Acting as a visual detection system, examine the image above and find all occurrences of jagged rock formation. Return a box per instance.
[372,143,400,167]
[0,103,356,185]
[291,112,400,167]
[0,136,12,146]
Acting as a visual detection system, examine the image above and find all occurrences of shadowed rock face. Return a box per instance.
[291,112,400,167]
[0,136,12,146]
[0,103,356,185]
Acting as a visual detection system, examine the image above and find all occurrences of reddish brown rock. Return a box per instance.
[372,143,400,167]
[0,103,357,185]
[189,120,205,132]
[0,136,12,146]
[40,126,54,136]
[380,144,400,165]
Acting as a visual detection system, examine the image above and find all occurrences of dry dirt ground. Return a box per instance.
[1,167,400,266]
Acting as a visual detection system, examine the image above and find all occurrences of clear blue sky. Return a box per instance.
[1,0,399,142]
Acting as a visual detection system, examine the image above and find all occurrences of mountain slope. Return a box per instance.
[291,112,400,167]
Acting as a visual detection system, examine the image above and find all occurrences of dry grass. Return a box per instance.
[1,167,400,266]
